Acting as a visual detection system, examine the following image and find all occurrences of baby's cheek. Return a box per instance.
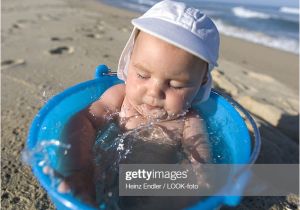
[166,93,186,114]
[126,82,145,103]
[170,90,197,113]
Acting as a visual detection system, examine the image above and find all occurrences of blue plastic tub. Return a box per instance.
[26,64,261,210]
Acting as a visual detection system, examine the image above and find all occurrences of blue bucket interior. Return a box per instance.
[27,66,251,210]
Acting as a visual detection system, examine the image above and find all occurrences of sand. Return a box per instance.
[1,0,299,209]
[220,35,299,92]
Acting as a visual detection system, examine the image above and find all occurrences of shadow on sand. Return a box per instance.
[221,111,299,210]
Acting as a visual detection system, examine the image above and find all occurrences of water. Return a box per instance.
[92,118,231,209]
[22,140,71,188]
[100,0,299,54]
[93,121,188,209]
[23,114,232,209]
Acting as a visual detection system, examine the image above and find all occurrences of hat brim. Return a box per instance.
[132,17,218,67]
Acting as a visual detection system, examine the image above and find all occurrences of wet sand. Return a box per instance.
[1,0,299,209]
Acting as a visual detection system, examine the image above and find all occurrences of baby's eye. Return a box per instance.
[137,73,149,80]
[169,81,185,90]
[170,85,183,90]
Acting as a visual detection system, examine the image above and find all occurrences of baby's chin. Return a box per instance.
[138,105,185,121]
[139,105,168,120]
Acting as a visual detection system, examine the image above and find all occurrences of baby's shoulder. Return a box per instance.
[103,83,125,97]
[183,109,206,132]
[96,83,126,111]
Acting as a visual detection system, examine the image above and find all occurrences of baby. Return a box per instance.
[51,0,220,208]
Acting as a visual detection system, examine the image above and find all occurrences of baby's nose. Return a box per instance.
[148,81,165,100]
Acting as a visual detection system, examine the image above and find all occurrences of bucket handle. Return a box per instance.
[95,64,117,78]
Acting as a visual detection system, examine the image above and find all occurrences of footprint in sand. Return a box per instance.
[37,14,59,21]
[85,33,103,39]
[1,59,25,70]
[14,19,37,29]
[8,19,36,33]
[51,37,73,41]
[12,23,25,29]
[8,23,26,33]
[47,46,74,55]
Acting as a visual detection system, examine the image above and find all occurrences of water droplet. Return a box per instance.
[38,160,45,167]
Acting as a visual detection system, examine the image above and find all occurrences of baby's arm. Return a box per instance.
[60,84,125,171]
[182,110,211,188]
[182,110,210,164]
[55,84,125,203]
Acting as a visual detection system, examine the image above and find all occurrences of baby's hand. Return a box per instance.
[43,165,97,206]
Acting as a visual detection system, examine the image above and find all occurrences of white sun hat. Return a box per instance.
[117,0,220,104]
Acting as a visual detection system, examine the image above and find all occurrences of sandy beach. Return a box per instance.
[1,0,299,209]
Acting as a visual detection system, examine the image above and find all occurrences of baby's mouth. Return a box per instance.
[140,104,167,120]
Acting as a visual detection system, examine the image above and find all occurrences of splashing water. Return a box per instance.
[23,109,232,209]
[92,111,215,209]
[22,140,71,187]
[91,110,190,209]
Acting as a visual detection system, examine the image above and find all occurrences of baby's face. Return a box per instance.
[125,31,207,120]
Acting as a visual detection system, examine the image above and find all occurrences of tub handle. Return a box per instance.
[95,64,117,78]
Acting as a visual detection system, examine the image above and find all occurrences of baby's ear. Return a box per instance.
[201,62,209,85]
[201,73,208,85]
